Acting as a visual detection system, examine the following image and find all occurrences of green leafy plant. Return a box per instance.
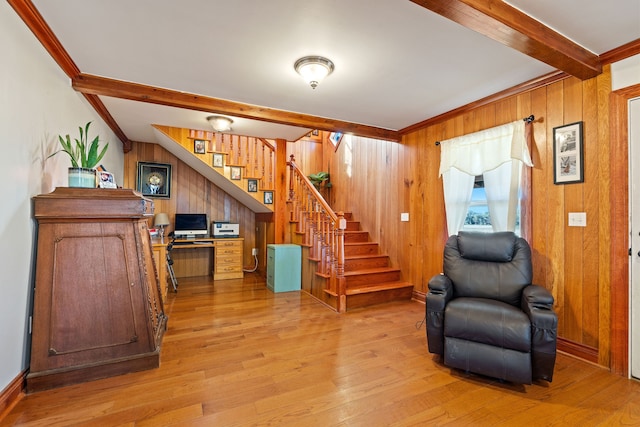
[49,121,109,169]
[308,171,331,190]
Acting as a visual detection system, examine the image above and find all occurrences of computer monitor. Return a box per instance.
[174,213,208,238]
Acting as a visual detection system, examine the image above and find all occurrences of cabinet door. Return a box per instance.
[30,221,155,372]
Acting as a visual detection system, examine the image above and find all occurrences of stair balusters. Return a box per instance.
[288,156,347,312]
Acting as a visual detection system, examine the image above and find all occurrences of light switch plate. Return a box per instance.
[401,213,409,222]
[568,212,587,227]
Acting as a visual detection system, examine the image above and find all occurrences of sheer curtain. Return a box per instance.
[439,120,532,235]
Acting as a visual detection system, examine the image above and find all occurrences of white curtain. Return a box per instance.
[442,168,475,235]
[439,120,532,235]
[483,159,521,231]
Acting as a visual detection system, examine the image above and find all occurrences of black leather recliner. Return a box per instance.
[426,231,557,384]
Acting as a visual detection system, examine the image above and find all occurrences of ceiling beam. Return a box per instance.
[72,74,400,141]
[410,0,602,80]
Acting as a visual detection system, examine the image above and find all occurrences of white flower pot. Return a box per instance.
[68,167,96,188]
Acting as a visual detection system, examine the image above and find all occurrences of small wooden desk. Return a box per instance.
[171,238,244,280]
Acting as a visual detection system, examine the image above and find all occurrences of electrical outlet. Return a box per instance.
[252,248,258,256]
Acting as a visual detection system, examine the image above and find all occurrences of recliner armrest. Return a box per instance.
[426,274,454,355]
[521,284,558,382]
[428,274,453,308]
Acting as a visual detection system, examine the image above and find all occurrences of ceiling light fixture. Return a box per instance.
[207,115,233,132]
[294,56,335,89]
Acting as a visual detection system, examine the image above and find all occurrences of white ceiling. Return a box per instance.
[26,0,640,144]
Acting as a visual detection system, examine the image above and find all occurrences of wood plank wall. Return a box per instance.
[122,142,257,271]
[324,68,613,366]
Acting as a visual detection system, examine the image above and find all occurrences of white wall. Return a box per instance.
[612,54,640,90]
[0,3,124,391]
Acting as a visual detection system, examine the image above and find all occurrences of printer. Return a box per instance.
[212,221,240,238]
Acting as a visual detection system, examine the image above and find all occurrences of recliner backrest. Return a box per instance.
[443,231,533,306]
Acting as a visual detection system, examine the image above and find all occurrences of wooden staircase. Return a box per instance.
[325,213,414,310]
[288,157,413,312]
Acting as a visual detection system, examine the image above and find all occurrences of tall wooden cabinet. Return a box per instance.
[28,188,167,392]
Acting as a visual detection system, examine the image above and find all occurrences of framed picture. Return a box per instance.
[230,166,241,180]
[213,153,224,168]
[137,162,172,198]
[329,132,344,151]
[97,171,117,189]
[247,179,258,192]
[194,139,206,154]
[263,191,273,204]
[553,121,584,184]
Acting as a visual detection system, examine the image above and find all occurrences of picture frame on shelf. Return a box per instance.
[212,153,224,168]
[248,179,258,192]
[264,191,273,204]
[97,171,117,189]
[553,121,584,184]
[137,161,172,198]
[193,139,206,154]
[230,166,241,180]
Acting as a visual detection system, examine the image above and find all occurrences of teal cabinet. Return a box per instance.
[266,244,301,292]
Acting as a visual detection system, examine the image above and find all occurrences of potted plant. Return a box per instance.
[49,121,109,188]
[308,171,331,190]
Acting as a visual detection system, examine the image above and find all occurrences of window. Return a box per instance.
[463,176,491,232]
[463,175,521,235]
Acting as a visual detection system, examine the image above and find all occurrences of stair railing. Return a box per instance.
[288,155,347,312]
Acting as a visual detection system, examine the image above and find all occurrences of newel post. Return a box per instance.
[336,211,347,313]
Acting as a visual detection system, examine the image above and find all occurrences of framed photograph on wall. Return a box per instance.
[137,162,172,198]
[212,153,224,168]
[230,166,241,180]
[263,191,273,204]
[194,139,206,154]
[247,179,258,192]
[553,121,584,184]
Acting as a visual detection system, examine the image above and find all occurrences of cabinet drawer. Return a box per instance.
[215,264,243,273]
[215,241,242,249]
[216,247,242,256]
[216,254,241,265]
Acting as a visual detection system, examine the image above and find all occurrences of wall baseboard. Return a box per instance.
[557,337,599,364]
[0,370,26,422]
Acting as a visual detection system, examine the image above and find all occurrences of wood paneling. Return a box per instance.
[326,69,614,366]
[123,142,257,271]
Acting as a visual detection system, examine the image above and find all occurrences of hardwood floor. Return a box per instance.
[4,274,640,426]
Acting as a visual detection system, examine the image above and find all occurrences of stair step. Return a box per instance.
[344,242,379,256]
[344,254,389,271]
[344,267,401,287]
[344,231,369,243]
[345,221,360,231]
[345,281,414,295]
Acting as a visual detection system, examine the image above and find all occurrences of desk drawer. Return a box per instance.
[216,254,241,267]
[216,247,242,256]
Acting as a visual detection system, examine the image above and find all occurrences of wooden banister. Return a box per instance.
[288,156,347,312]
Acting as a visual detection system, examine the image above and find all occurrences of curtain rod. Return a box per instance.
[434,115,534,146]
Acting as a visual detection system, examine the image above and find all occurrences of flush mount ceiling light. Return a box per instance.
[294,56,335,89]
[207,115,233,132]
